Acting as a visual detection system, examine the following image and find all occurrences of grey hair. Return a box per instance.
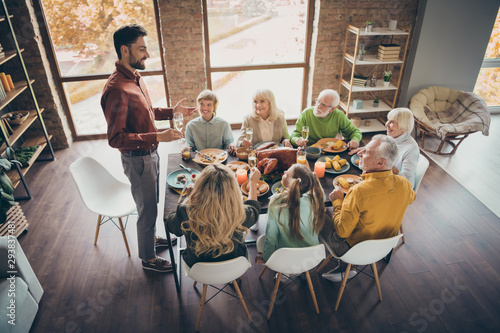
[387,107,415,134]
[372,134,399,168]
[318,89,340,108]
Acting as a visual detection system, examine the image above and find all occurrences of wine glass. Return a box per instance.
[245,128,253,143]
[301,126,309,146]
[173,113,184,143]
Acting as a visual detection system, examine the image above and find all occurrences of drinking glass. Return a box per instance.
[245,128,253,143]
[173,113,185,143]
[301,126,309,141]
[296,149,307,165]
[248,149,257,168]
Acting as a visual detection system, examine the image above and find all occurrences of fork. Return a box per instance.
[179,164,192,173]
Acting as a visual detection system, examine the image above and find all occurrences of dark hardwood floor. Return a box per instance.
[15,135,500,333]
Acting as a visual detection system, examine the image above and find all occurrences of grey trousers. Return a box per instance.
[321,209,351,257]
[121,151,160,261]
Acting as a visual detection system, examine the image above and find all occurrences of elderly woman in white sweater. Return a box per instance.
[350,108,419,187]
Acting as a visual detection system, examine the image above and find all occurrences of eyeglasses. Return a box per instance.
[315,98,334,110]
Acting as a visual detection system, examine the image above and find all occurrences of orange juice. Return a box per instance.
[236,169,247,185]
[314,161,325,178]
[182,149,191,160]
[297,155,307,164]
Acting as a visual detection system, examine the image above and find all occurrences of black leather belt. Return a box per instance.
[122,145,157,157]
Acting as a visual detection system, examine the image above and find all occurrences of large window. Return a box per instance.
[39,0,168,138]
[474,7,500,111]
[203,0,312,124]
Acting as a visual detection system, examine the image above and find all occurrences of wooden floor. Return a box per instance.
[15,130,500,333]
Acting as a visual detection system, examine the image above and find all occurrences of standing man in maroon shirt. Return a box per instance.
[101,24,196,272]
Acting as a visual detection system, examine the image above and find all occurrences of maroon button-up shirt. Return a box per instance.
[101,62,173,153]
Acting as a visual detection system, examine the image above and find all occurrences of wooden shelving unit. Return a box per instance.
[339,25,411,133]
[0,2,55,204]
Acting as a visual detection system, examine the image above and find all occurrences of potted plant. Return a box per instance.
[365,20,374,32]
[0,147,20,224]
[383,70,392,87]
[358,45,366,60]
[373,98,380,107]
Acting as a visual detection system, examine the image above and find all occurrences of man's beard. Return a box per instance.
[313,106,329,118]
[129,56,146,70]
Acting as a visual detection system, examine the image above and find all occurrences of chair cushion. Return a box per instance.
[409,86,463,127]
[424,92,490,138]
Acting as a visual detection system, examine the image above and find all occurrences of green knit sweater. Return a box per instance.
[290,107,362,146]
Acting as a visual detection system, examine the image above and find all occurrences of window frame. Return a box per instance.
[34,0,170,140]
[201,0,314,129]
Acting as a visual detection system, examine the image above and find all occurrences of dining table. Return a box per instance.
[163,144,363,292]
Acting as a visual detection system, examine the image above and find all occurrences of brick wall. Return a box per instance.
[158,0,206,114]
[309,0,420,103]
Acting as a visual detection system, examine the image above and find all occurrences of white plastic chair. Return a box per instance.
[69,156,136,256]
[259,244,325,319]
[318,234,402,311]
[183,257,252,331]
[399,154,429,243]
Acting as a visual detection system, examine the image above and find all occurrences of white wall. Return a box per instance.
[400,0,499,105]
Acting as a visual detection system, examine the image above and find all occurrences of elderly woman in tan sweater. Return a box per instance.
[235,88,292,149]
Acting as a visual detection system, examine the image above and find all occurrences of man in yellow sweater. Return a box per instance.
[321,134,415,281]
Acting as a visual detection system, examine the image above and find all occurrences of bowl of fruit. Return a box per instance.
[2,111,30,125]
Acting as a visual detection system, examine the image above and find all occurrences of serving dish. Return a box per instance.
[315,138,347,153]
[193,148,228,166]
[2,111,30,125]
[333,174,363,194]
[166,169,201,189]
[241,180,269,197]
[317,156,350,174]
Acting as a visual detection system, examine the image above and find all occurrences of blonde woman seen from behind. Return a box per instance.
[165,164,262,267]
[255,163,325,264]
[236,88,292,150]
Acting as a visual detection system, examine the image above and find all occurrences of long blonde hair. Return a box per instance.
[272,164,325,241]
[182,164,247,257]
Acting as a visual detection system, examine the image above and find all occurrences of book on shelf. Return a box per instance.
[352,75,367,87]
[377,55,400,60]
[377,48,400,55]
[0,80,5,100]
[378,43,400,50]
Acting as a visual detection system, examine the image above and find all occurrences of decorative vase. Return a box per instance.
[383,81,390,87]
[358,54,364,60]
[373,101,379,108]
[366,24,374,32]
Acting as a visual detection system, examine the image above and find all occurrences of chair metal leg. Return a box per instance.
[196,284,208,331]
[400,224,406,244]
[258,266,268,278]
[316,253,333,273]
[233,280,252,323]
[94,215,102,245]
[305,271,319,314]
[118,217,131,256]
[267,273,281,319]
[372,263,382,301]
[334,264,351,311]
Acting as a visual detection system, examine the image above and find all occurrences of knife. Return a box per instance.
[195,150,213,161]
[178,180,190,203]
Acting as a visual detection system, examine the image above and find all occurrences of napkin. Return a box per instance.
[169,186,183,196]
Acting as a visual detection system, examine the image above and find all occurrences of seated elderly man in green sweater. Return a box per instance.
[290,89,362,149]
